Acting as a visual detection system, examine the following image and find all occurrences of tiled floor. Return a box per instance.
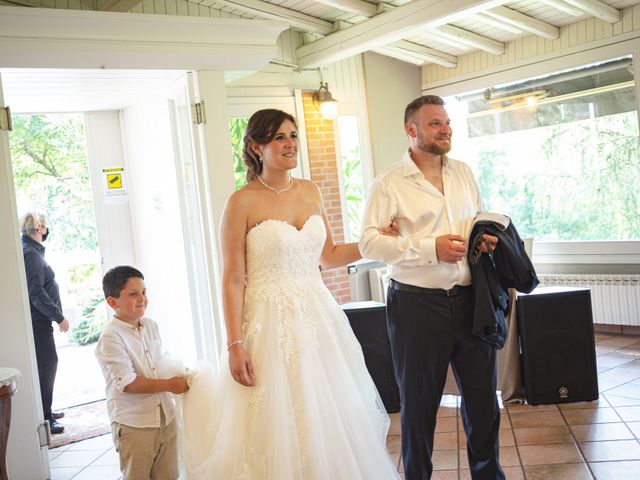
[50,333,640,479]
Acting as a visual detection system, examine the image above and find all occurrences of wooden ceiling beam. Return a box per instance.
[214,0,333,35]
[484,5,559,39]
[474,12,524,34]
[389,40,458,67]
[563,0,620,23]
[433,24,505,55]
[537,0,584,17]
[296,0,507,67]
[313,0,377,17]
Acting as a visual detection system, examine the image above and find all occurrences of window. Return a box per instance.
[336,115,367,242]
[447,56,640,242]
[229,117,249,190]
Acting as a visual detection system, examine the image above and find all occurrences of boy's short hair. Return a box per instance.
[103,266,144,299]
[404,95,446,125]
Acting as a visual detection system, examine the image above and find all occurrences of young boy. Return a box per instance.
[96,265,189,480]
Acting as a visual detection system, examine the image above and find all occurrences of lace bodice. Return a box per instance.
[245,215,325,289]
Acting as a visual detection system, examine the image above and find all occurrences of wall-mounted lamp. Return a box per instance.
[313,82,338,120]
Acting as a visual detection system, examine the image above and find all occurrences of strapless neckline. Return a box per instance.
[247,214,322,236]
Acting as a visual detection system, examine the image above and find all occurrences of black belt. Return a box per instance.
[390,279,471,297]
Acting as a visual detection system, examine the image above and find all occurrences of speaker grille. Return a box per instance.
[517,288,599,405]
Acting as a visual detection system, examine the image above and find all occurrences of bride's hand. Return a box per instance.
[378,218,400,236]
[228,344,256,387]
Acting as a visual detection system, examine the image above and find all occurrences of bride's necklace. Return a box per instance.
[257,175,294,195]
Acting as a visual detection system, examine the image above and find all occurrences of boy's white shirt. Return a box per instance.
[95,316,176,428]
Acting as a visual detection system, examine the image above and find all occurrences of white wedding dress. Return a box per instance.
[182,214,399,479]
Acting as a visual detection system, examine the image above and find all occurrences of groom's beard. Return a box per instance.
[417,138,452,156]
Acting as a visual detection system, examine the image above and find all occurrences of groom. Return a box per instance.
[360,95,504,480]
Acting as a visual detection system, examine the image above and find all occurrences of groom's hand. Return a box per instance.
[436,234,467,263]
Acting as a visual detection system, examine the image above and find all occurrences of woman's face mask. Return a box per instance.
[41,226,50,242]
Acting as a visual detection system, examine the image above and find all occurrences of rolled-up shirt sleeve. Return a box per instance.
[95,332,137,393]
[359,180,438,267]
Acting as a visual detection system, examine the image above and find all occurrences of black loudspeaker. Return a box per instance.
[517,287,599,405]
[341,301,401,413]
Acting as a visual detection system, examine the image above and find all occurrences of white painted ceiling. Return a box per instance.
[190,0,640,68]
[1,69,186,113]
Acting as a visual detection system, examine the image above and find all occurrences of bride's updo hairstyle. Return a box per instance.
[243,109,297,181]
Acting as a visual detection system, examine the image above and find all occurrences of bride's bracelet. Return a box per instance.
[227,339,243,351]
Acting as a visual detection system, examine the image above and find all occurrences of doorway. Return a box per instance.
[2,68,214,447]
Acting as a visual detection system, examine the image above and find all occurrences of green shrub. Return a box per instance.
[71,295,108,345]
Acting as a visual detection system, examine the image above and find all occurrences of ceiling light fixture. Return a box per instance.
[313,82,338,120]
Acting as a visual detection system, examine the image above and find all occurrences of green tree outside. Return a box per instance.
[10,114,104,344]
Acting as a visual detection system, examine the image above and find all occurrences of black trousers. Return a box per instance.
[32,323,58,421]
[386,283,504,480]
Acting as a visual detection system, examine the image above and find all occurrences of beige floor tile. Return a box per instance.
[49,467,84,480]
[388,413,402,435]
[430,470,458,480]
[386,434,402,453]
[518,443,584,466]
[434,431,458,450]
[389,451,401,470]
[588,460,640,479]
[597,353,637,369]
[580,439,640,462]
[499,412,511,429]
[91,448,120,467]
[558,398,609,410]
[523,462,593,480]
[436,405,457,418]
[570,422,634,442]
[435,416,457,433]
[455,428,513,449]
[49,450,105,468]
[499,446,520,467]
[614,405,640,422]
[626,421,640,438]
[71,465,122,480]
[432,448,458,470]
[459,466,524,480]
[509,410,565,428]
[599,367,640,384]
[513,425,574,445]
[562,407,622,425]
[604,393,640,407]
[597,336,640,348]
[458,446,519,469]
[596,345,620,357]
[506,403,558,413]
[500,428,515,447]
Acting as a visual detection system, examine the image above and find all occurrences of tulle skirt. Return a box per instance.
[182,283,400,479]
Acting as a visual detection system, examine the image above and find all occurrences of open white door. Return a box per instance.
[167,72,224,367]
[0,74,50,479]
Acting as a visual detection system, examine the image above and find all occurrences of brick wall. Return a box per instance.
[301,91,352,304]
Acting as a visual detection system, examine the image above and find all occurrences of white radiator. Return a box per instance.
[368,267,389,303]
[538,275,640,326]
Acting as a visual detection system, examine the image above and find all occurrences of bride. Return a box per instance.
[182,109,400,479]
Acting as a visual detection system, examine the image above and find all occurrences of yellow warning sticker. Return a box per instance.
[107,174,122,189]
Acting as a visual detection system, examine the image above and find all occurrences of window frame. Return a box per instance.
[332,102,375,242]
[426,36,640,265]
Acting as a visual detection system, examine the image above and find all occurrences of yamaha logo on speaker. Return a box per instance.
[559,387,569,399]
